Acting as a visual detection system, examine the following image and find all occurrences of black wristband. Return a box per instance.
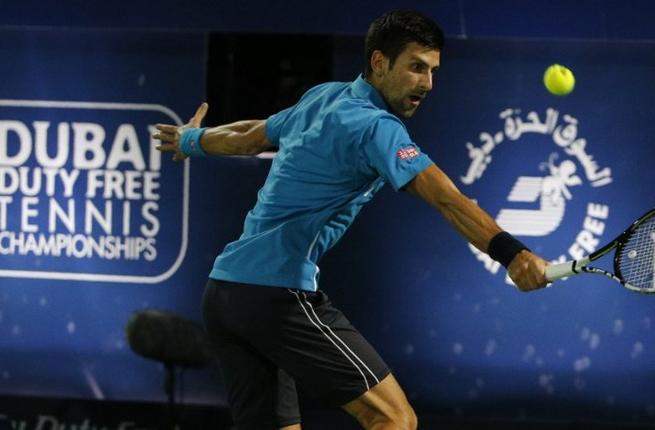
[487,231,529,268]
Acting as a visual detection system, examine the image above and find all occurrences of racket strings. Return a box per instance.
[617,216,655,290]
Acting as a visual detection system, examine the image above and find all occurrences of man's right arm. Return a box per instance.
[405,163,548,292]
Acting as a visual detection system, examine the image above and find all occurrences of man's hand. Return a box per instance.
[153,102,209,161]
[507,250,549,292]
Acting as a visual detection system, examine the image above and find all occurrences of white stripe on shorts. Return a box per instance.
[288,289,373,391]
[301,292,380,385]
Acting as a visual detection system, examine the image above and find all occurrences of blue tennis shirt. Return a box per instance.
[209,74,434,291]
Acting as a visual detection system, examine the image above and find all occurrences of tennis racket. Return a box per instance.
[545,208,655,293]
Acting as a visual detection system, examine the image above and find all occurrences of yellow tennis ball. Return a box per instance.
[543,64,575,96]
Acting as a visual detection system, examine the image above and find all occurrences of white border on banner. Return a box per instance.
[0,99,188,284]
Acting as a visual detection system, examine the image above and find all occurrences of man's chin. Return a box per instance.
[398,107,418,119]
[389,102,419,118]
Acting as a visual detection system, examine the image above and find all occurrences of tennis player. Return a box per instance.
[155,10,548,430]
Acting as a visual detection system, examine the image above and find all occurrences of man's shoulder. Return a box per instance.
[333,97,400,130]
[299,80,403,130]
[300,80,349,101]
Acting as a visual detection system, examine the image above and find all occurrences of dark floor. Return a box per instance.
[2,395,655,429]
[302,410,655,430]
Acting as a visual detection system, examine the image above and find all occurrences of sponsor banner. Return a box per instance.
[459,107,614,283]
[330,36,655,420]
[0,29,207,284]
[0,28,209,403]
[0,100,187,283]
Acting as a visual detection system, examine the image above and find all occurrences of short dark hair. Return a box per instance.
[363,10,444,78]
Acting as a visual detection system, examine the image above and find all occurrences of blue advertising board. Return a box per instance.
[1,26,655,424]
[0,100,187,282]
[0,28,217,402]
[328,37,655,421]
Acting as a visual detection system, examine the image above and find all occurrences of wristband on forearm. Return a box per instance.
[179,127,208,157]
[487,231,530,268]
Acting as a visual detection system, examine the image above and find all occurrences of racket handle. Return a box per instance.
[545,261,576,281]
[545,256,591,282]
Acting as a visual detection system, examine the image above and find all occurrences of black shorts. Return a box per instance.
[201,278,390,430]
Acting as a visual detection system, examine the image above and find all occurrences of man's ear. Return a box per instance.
[370,50,389,78]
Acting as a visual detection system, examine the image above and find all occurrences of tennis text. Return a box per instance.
[0,120,161,261]
[568,203,608,260]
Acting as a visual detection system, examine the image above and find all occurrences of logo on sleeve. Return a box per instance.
[396,146,419,160]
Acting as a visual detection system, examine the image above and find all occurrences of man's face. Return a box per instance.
[373,42,441,118]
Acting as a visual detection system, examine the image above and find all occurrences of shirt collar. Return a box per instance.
[351,74,388,111]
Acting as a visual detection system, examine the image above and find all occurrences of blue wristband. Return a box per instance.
[179,127,207,157]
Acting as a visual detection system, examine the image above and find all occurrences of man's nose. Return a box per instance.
[422,72,433,92]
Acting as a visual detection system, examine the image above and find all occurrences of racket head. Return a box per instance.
[614,208,655,293]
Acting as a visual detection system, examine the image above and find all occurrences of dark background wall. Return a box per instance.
[1,1,655,428]
[3,0,655,40]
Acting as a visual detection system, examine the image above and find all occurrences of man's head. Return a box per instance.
[364,10,444,118]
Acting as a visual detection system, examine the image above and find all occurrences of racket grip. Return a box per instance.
[545,256,591,281]
[545,261,577,281]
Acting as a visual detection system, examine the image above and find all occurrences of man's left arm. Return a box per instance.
[153,103,275,160]
[404,164,548,292]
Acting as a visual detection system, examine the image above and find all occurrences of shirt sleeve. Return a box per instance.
[265,106,295,147]
[362,115,434,191]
